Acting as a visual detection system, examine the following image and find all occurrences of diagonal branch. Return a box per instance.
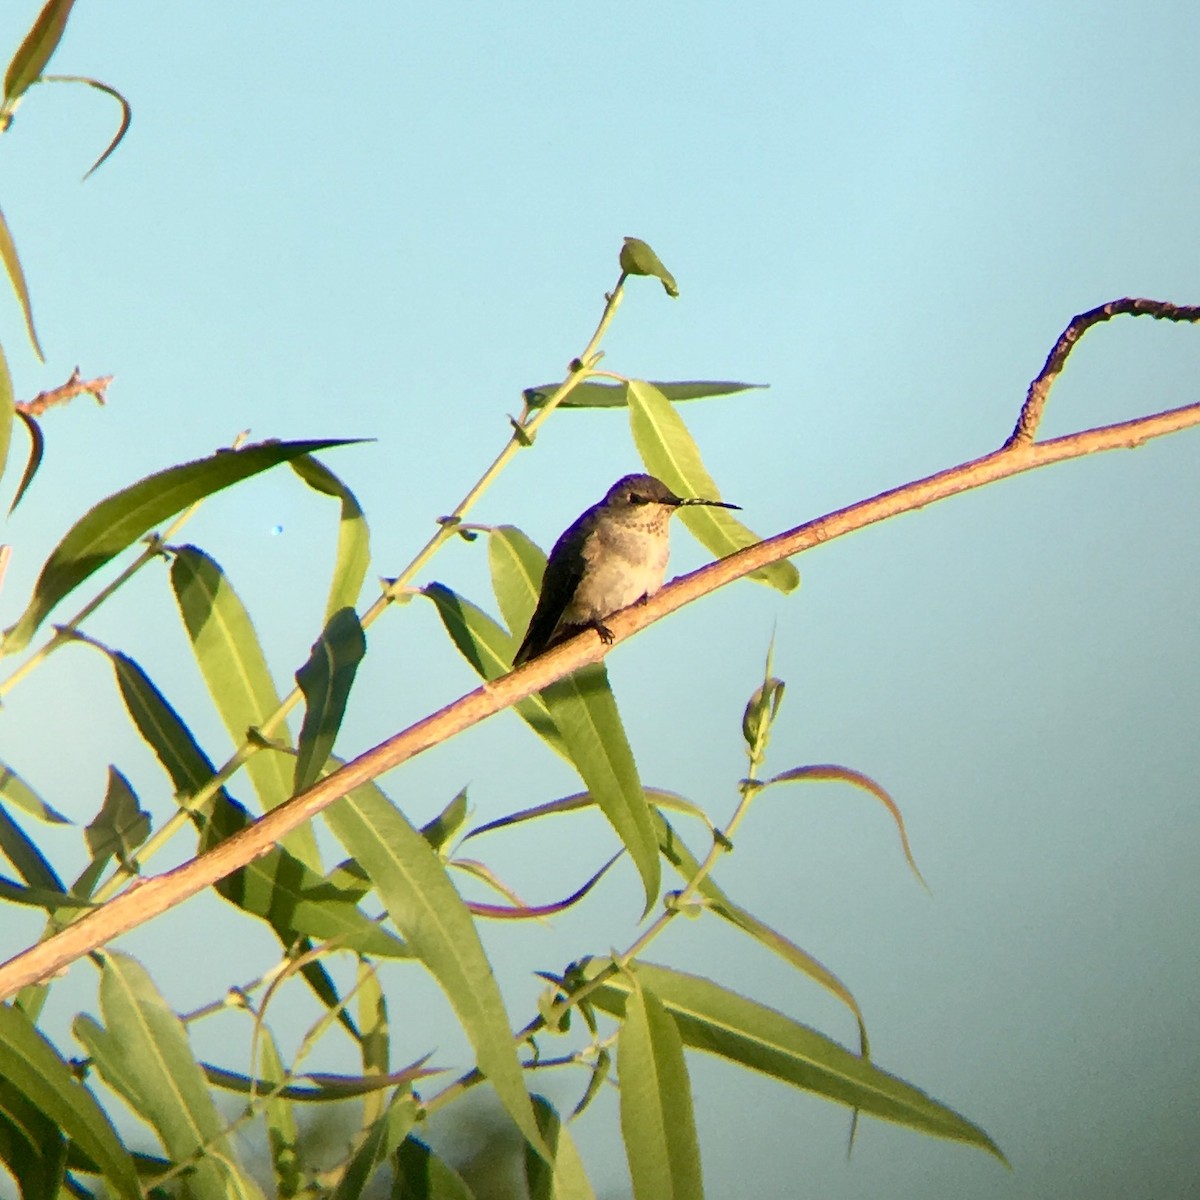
[1,298,1198,1000]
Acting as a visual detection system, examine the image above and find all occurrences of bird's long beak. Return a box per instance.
[679,497,741,510]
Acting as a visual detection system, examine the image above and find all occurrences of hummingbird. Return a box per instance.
[512,473,740,665]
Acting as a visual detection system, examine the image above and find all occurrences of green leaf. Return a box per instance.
[3,0,75,105]
[84,766,150,872]
[619,237,678,297]
[487,523,545,637]
[523,379,766,410]
[0,206,44,364]
[654,812,867,1053]
[0,803,63,893]
[0,341,13,484]
[0,762,69,824]
[626,380,799,593]
[526,1095,596,1200]
[0,1075,66,1200]
[423,582,568,761]
[36,74,132,179]
[73,952,239,1200]
[357,961,389,1128]
[587,961,1004,1159]
[541,665,660,916]
[1,437,363,655]
[393,1137,474,1200]
[420,787,469,854]
[618,983,704,1200]
[762,764,926,889]
[324,783,549,1159]
[169,546,317,860]
[256,1029,301,1200]
[332,1094,420,1200]
[8,410,44,514]
[0,1002,139,1200]
[290,454,371,621]
[294,607,366,794]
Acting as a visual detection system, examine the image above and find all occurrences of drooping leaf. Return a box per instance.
[256,1029,301,1199]
[290,454,371,621]
[0,1001,139,1200]
[618,983,704,1200]
[294,606,366,794]
[654,811,867,1052]
[357,960,389,1129]
[0,762,69,824]
[73,951,239,1200]
[169,546,308,850]
[36,74,131,179]
[3,0,75,105]
[420,787,469,854]
[619,237,678,297]
[332,1093,420,1200]
[0,340,13,483]
[587,961,1004,1159]
[324,782,549,1159]
[0,803,63,894]
[523,379,766,410]
[542,665,660,916]
[84,766,150,872]
[762,764,926,888]
[526,1095,596,1200]
[8,410,44,514]
[2,437,363,655]
[626,380,798,593]
[423,582,567,760]
[0,205,43,363]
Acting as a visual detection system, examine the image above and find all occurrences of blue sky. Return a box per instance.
[2,3,1199,1197]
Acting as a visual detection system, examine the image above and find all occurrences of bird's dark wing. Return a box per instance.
[512,516,589,665]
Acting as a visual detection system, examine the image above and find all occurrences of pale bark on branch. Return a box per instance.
[1,298,1197,1000]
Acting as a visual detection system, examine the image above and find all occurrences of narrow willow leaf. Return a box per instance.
[332,1094,419,1200]
[357,961,389,1129]
[0,1002,139,1200]
[487,524,544,637]
[325,783,549,1159]
[0,877,88,909]
[0,803,63,893]
[0,340,13,482]
[0,762,69,824]
[762,764,926,888]
[84,766,150,871]
[291,455,371,621]
[423,582,567,760]
[618,984,704,1200]
[205,1056,438,1102]
[37,74,131,179]
[294,607,365,794]
[1,437,362,655]
[541,665,660,916]
[626,380,798,593]
[73,952,233,1200]
[9,410,44,514]
[523,379,767,410]
[588,961,1004,1159]
[256,1029,301,1200]
[526,1095,596,1200]
[393,1137,474,1200]
[0,204,44,363]
[0,1078,66,1200]
[619,237,678,297]
[3,0,75,104]
[653,812,867,1051]
[169,547,307,843]
[420,787,469,853]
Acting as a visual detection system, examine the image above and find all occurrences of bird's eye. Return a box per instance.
[628,492,648,504]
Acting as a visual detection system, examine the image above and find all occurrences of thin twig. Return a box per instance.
[16,368,112,417]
